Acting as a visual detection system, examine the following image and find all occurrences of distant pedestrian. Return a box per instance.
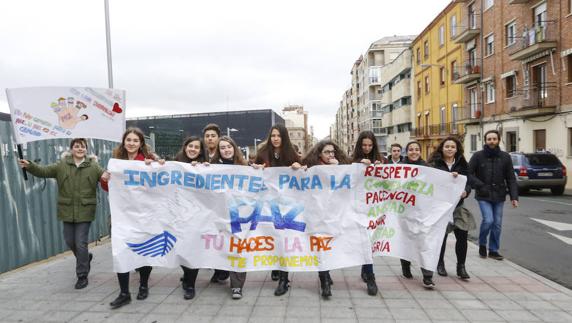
[428,137,473,280]
[389,143,403,164]
[18,138,104,290]
[351,130,383,296]
[399,141,436,289]
[468,130,518,261]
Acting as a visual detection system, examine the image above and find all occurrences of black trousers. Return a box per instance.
[117,266,152,293]
[439,228,468,265]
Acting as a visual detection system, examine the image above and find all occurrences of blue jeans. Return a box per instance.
[478,200,505,252]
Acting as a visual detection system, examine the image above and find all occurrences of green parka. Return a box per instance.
[26,154,104,223]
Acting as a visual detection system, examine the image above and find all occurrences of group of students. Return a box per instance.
[18,122,475,310]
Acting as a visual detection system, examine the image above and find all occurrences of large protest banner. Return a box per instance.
[6,87,126,144]
[108,160,465,273]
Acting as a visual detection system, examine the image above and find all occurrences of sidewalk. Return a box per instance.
[0,238,571,323]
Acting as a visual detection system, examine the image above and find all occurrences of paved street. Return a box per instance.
[465,191,572,289]
[1,237,571,322]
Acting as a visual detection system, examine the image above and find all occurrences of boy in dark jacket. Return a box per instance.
[468,130,518,260]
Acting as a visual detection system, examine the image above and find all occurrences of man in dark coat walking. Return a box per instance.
[468,130,518,260]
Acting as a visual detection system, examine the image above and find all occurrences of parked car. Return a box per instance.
[510,152,567,195]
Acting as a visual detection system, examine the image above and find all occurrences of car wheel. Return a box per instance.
[551,186,565,196]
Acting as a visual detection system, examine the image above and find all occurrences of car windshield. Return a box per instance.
[525,154,560,166]
[511,155,519,165]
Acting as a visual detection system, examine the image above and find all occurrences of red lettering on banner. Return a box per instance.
[309,236,333,251]
[229,236,275,253]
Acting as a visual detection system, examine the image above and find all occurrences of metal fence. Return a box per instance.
[0,119,115,274]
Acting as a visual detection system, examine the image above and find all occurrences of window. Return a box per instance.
[440,67,446,86]
[505,22,516,46]
[506,131,517,152]
[485,34,495,56]
[417,81,422,99]
[470,134,477,152]
[486,81,496,103]
[568,55,572,83]
[424,40,429,59]
[484,0,494,10]
[451,60,457,81]
[450,15,457,38]
[452,104,458,129]
[440,107,446,133]
[416,48,421,65]
[534,129,546,151]
[569,128,572,157]
[439,25,445,47]
[425,76,430,94]
[506,75,516,98]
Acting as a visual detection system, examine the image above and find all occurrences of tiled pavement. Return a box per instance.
[0,238,571,323]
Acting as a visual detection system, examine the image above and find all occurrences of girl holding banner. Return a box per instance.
[399,141,436,289]
[351,130,383,296]
[18,138,104,290]
[301,139,350,298]
[254,124,304,297]
[428,137,473,280]
[214,136,249,299]
[102,128,163,309]
[174,136,207,300]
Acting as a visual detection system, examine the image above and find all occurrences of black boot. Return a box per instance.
[271,270,280,281]
[437,262,448,277]
[110,292,131,309]
[137,286,149,300]
[274,273,289,296]
[479,245,487,258]
[457,264,470,280]
[319,272,332,298]
[364,273,378,296]
[401,263,412,279]
[75,276,88,289]
[181,277,196,300]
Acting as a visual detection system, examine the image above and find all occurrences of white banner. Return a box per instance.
[6,87,126,144]
[108,160,465,273]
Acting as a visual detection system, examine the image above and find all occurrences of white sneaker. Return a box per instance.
[232,288,242,299]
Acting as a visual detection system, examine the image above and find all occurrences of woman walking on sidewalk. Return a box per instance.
[174,136,207,300]
[350,131,382,296]
[428,137,474,280]
[399,141,436,289]
[301,140,350,298]
[101,128,163,309]
[254,124,303,297]
[18,138,104,290]
[214,136,249,299]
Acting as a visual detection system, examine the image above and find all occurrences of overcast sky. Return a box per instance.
[0,0,451,139]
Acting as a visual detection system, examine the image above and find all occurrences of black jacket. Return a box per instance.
[430,157,471,207]
[468,147,518,202]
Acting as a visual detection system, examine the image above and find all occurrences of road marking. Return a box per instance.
[531,218,572,231]
[548,232,572,245]
[521,197,572,207]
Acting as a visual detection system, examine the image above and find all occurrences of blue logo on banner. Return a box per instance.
[127,231,177,257]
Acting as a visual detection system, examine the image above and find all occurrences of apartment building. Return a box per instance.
[412,1,464,160]
[455,0,572,188]
[335,36,415,155]
[281,105,309,155]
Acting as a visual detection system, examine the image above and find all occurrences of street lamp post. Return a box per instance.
[254,138,262,155]
[227,127,238,137]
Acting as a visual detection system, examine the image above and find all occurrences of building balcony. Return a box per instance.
[452,13,480,43]
[456,104,481,124]
[382,112,393,128]
[373,127,388,136]
[392,105,411,125]
[392,80,410,100]
[509,23,557,61]
[380,90,392,105]
[507,83,557,117]
[428,123,463,137]
[453,60,481,84]
[508,0,531,4]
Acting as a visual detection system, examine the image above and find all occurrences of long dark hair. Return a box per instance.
[256,124,300,167]
[428,136,467,165]
[351,131,382,163]
[302,140,350,167]
[113,127,152,160]
[214,136,247,165]
[403,141,425,164]
[175,136,205,163]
